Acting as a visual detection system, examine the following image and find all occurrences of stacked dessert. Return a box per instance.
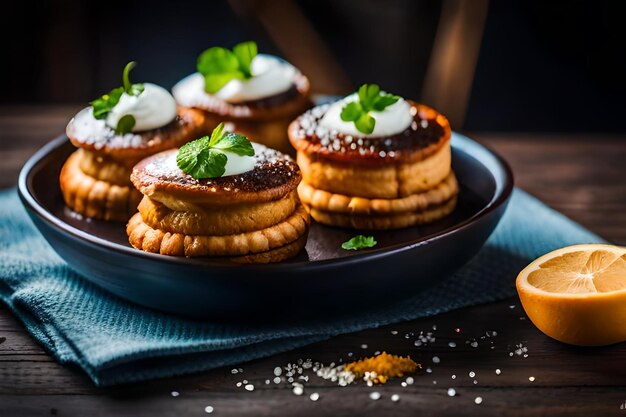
[288,84,458,230]
[173,41,311,154]
[61,62,206,221]
[127,124,310,263]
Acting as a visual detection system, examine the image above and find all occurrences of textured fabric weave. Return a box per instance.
[0,188,603,386]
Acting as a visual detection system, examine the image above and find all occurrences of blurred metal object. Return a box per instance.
[229,0,353,95]
[423,0,489,129]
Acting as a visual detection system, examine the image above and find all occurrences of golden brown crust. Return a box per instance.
[298,172,458,215]
[309,197,458,230]
[77,149,134,186]
[67,106,208,164]
[297,143,452,199]
[227,233,307,264]
[131,146,301,206]
[288,101,451,165]
[60,151,141,221]
[138,190,298,236]
[127,203,310,257]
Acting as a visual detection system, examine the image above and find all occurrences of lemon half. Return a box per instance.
[516,244,626,346]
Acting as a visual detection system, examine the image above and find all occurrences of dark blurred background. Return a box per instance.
[2,0,625,132]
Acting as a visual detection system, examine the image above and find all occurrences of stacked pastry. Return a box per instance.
[60,62,206,221]
[127,126,309,263]
[288,84,458,230]
[173,41,311,154]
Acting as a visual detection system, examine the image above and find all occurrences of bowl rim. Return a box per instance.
[18,132,514,272]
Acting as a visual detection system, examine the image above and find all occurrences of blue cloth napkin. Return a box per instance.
[0,188,603,386]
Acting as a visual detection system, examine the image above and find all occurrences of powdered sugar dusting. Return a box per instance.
[67,108,144,150]
[138,143,299,194]
[290,102,445,161]
[67,107,188,151]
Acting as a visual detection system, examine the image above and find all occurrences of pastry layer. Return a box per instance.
[138,190,298,236]
[132,145,301,206]
[298,172,458,215]
[60,150,141,221]
[227,233,307,264]
[127,203,310,257]
[288,101,451,165]
[67,106,208,163]
[297,143,451,199]
[309,197,458,230]
[77,149,134,186]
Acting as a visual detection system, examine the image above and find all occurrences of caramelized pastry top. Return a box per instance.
[66,106,207,163]
[131,144,301,205]
[288,100,451,165]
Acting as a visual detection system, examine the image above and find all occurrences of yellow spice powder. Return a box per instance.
[344,352,420,384]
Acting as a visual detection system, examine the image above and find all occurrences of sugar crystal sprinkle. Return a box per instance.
[391,394,400,402]
[475,396,483,405]
[432,356,441,364]
[511,343,529,356]
[170,391,179,397]
[244,384,254,391]
[310,392,320,402]
[495,369,501,375]
[529,376,535,382]
[447,388,456,397]
[369,392,381,401]
[204,406,214,414]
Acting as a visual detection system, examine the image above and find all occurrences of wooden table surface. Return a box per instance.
[1,106,626,416]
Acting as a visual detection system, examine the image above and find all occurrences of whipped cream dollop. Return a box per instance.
[319,93,413,137]
[173,54,295,105]
[218,144,258,176]
[156,143,259,177]
[106,83,177,132]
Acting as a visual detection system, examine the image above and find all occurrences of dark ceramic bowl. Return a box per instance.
[18,133,513,320]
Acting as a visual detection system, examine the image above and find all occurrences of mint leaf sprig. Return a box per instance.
[340,84,400,134]
[90,61,145,134]
[341,235,377,251]
[176,123,255,179]
[197,41,258,94]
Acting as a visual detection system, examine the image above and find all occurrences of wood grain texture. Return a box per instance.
[1,106,626,416]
